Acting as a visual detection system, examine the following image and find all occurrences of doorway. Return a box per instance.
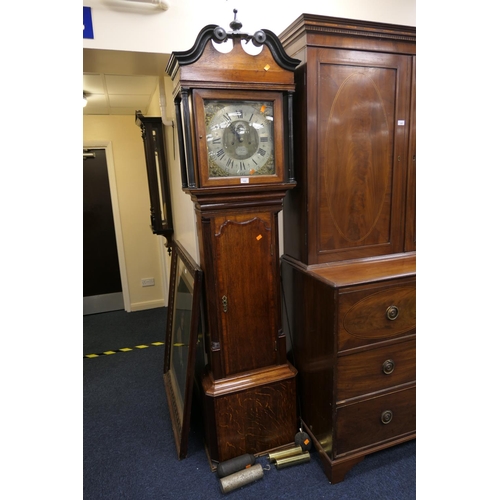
[83,147,124,314]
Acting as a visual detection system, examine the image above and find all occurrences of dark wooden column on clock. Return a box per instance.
[166,14,301,463]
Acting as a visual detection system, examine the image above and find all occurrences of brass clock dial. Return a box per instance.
[204,100,275,177]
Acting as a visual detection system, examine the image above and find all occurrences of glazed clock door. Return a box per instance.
[213,212,279,377]
[312,49,413,263]
[192,88,286,188]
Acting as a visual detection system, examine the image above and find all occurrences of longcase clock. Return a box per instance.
[166,11,300,463]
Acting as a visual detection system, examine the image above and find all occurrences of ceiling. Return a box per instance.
[83,49,171,116]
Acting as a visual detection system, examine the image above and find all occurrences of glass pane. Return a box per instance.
[169,259,194,416]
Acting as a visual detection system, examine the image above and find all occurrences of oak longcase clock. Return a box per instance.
[166,11,300,464]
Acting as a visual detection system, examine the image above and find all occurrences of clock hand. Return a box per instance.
[227,123,239,141]
[235,123,248,143]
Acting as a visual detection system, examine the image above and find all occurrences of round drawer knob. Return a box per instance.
[382,359,395,375]
[381,410,393,425]
[386,305,399,321]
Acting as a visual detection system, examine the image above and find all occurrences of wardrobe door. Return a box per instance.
[310,48,413,263]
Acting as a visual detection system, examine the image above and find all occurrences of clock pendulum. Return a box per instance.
[166,10,301,464]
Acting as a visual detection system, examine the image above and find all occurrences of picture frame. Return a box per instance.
[163,240,203,459]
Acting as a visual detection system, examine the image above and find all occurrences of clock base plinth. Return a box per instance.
[201,362,298,463]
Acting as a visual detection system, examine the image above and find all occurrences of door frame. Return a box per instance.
[83,140,131,312]
[158,238,170,307]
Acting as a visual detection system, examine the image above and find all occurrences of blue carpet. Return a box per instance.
[83,309,416,499]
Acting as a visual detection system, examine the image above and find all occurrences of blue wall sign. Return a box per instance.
[83,7,94,39]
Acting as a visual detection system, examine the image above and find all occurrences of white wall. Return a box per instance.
[83,0,416,54]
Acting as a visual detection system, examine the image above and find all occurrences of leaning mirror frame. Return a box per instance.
[163,239,203,459]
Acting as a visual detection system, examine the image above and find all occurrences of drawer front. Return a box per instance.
[337,338,415,401]
[338,280,416,351]
[335,386,415,456]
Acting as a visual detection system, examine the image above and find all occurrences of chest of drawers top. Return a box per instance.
[308,253,416,289]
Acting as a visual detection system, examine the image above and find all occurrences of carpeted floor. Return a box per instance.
[83,307,416,499]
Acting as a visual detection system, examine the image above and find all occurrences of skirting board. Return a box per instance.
[130,299,167,312]
[84,292,124,315]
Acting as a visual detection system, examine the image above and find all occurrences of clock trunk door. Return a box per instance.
[213,213,279,377]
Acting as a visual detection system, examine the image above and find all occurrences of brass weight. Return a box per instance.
[268,445,304,462]
[275,452,311,469]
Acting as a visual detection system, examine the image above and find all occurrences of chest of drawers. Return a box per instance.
[281,253,416,483]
